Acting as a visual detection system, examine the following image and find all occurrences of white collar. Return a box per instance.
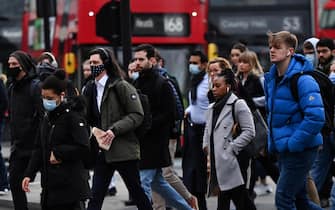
[95,74,108,87]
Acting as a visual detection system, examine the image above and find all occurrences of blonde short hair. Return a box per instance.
[268,31,298,50]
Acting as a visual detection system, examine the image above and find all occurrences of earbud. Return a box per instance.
[287,52,291,57]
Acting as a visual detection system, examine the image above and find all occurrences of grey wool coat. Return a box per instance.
[203,93,255,192]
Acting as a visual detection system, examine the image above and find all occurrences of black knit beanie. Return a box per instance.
[9,50,36,73]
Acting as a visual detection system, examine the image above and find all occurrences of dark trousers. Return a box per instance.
[236,151,257,210]
[9,155,30,210]
[258,154,280,183]
[218,185,254,210]
[45,201,85,210]
[87,153,152,210]
[182,121,208,210]
[0,119,8,190]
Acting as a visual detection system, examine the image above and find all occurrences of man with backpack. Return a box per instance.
[310,38,335,207]
[149,49,198,210]
[264,31,325,210]
[132,44,194,210]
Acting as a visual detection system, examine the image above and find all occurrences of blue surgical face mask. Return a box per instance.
[130,71,139,80]
[305,54,315,66]
[329,71,335,84]
[43,99,58,111]
[189,64,201,75]
[91,64,105,78]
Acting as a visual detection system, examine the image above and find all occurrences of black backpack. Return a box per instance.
[113,83,152,139]
[290,70,334,135]
[133,90,152,138]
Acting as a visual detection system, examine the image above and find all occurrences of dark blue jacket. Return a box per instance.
[264,54,325,153]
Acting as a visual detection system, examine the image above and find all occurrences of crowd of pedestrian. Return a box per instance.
[0,30,335,210]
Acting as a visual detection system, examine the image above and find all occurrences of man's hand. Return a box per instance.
[187,195,199,210]
[22,177,31,192]
[50,151,62,165]
[101,129,115,146]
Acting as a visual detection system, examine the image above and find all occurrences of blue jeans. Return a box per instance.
[310,134,334,192]
[276,148,322,210]
[331,182,335,210]
[140,169,192,210]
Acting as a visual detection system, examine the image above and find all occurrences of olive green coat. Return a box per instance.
[100,78,144,163]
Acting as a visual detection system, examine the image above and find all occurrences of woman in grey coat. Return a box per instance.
[203,69,255,210]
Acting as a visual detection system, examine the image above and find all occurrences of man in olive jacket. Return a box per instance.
[84,47,152,210]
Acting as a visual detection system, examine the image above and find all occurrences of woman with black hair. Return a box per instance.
[22,72,90,210]
[203,69,256,210]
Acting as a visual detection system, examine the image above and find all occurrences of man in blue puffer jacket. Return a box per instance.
[264,31,325,210]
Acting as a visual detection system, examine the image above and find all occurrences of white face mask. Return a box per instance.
[305,54,315,66]
[189,64,201,75]
[130,71,139,80]
[329,71,335,84]
[43,99,58,111]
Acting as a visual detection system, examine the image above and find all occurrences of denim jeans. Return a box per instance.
[330,182,335,210]
[140,169,192,210]
[276,148,322,210]
[310,133,334,192]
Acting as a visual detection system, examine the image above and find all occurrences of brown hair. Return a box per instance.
[239,51,263,76]
[268,31,298,50]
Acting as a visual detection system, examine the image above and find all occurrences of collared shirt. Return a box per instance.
[185,74,209,124]
[95,74,108,112]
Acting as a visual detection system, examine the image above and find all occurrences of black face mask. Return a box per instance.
[8,67,22,79]
[91,64,105,78]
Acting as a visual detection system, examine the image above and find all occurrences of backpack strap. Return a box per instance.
[231,99,239,123]
[290,73,303,102]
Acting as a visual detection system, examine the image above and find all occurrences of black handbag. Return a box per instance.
[232,100,268,158]
[249,109,268,157]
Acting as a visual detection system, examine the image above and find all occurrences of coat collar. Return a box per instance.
[214,94,238,129]
[101,77,122,104]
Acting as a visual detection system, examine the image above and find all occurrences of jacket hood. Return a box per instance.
[10,51,37,78]
[304,37,319,67]
[304,37,319,51]
[266,53,314,82]
[65,95,87,114]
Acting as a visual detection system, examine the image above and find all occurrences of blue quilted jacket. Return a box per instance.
[264,54,325,153]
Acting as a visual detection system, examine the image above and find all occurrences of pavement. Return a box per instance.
[0,141,280,210]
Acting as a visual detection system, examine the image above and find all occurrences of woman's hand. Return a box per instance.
[22,177,31,192]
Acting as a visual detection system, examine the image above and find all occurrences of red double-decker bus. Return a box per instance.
[314,0,335,39]
[21,0,208,90]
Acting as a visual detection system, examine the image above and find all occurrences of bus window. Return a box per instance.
[320,9,335,28]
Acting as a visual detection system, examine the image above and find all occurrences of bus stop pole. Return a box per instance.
[120,0,132,72]
[43,0,51,51]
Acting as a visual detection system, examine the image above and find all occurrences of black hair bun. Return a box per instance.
[54,69,66,81]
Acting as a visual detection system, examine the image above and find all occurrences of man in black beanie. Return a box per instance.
[316,38,335,76]
[7,50,43,210]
